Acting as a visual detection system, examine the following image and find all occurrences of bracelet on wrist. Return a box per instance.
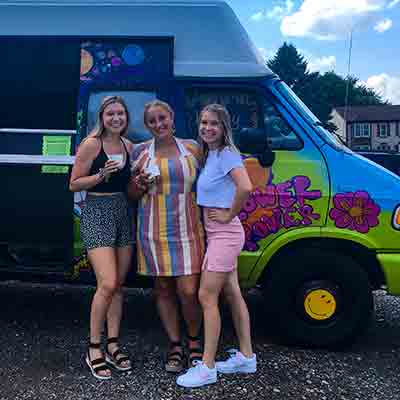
[97,169,106,181]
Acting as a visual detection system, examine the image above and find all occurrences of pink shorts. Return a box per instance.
[202,212,245,272]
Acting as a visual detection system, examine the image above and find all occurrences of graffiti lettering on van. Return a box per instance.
[240,175,322,251]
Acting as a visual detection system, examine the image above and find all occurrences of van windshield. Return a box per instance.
[275,81,350,152]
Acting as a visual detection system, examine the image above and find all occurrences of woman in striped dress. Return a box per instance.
[129,100,205,373]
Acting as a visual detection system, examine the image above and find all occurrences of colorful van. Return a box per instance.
[1,0,399,348]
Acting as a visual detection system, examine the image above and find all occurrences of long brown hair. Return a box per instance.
[198,103,239,165]
[88,95,130,139]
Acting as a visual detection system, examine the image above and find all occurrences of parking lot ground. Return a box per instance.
[0,282,399,400]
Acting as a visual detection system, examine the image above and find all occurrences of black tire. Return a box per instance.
[262,248,374,349]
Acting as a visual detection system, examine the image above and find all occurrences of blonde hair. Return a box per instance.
[88,95,130,139]
[143,99,175,129]
[198,103,239,165]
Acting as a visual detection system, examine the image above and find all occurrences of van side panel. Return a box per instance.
[321,144,400,251]
[237,87,331,282]
[177,81,330,284]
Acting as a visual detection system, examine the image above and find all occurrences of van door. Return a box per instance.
[181,85,330,281]
[0,37,80,270]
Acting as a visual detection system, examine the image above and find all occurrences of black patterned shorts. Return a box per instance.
[80,193,133,250]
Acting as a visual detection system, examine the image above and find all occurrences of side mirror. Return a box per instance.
[234,128,275,168]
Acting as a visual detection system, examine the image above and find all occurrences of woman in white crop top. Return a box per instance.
[177,104,257,388]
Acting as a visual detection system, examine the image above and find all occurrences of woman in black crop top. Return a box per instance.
[70,96,134,380]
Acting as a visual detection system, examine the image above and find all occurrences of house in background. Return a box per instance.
[331,105,400,152]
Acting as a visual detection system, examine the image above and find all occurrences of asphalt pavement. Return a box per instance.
[0,281,399,400]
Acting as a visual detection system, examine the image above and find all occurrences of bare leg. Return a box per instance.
[154,277,180,342]
[176,274,202,363]
[87,247,119,377]
[198,270,228,369]
[106,245,132,368]
[154,277,184,370]
[222,269,253,357]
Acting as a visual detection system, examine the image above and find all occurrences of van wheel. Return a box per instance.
[262,248,373,348]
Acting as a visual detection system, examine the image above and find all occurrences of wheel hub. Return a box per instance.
[304,289,336,320]
[298,282,339,322]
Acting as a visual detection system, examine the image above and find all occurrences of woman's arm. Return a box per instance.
[69,139,103,192]
[127,170,152,200]
[127,143,151,200]
[69,138,119,192]
[183,139,202,163]
[208,166,252,223]
[227,167,253,219]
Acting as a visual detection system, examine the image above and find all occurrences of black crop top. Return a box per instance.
[88,138,131,193]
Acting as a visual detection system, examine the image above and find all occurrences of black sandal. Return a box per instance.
[187,334,203,367]
[165,340,185,373]
[105,337,132,372]
[85,342,112,380]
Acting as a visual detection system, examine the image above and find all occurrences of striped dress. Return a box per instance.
[131,138,205,276]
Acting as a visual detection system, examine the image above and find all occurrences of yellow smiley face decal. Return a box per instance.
[304,289,337,321]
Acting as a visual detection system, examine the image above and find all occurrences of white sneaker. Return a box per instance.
[216,349,257,374]
[176,361,217,388]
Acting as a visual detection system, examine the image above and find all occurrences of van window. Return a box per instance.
[0,37,80,130]
[263,101,302,150]
[184,88,302,150]
[276,81,350,151]
[87,91,156,143]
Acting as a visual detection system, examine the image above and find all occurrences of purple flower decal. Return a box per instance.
[329,191,380,233]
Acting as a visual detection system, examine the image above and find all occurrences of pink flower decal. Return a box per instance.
[329,191,380,233]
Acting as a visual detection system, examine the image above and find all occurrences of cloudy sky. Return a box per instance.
[225,0,400,104]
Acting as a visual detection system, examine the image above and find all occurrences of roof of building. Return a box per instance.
[335,105,400,122]
[0,0,273,78]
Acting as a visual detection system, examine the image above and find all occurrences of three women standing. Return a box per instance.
[69,96,133,380]
[70,97,256,384]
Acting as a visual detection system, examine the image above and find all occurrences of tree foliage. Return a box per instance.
[267,43,385,130]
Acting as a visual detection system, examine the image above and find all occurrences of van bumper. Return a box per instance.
[377,253,400,295]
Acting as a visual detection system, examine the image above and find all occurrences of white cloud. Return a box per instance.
[374,18,393,32]
[298,48,337,72]
[250,11,265,22]
[364,73,400,104]
[251,1,294,22]
[308,55,337,72]
[388,0,400,8]
[281,0,389,40]
[267,0,295,20]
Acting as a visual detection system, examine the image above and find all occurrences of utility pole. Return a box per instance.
[343,28,353,146]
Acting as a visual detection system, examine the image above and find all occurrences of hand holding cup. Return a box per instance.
[102,159,121,182]
[135,169,153,192]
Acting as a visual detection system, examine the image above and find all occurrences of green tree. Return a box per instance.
[267,43,384,130]
[267,42,310,89]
